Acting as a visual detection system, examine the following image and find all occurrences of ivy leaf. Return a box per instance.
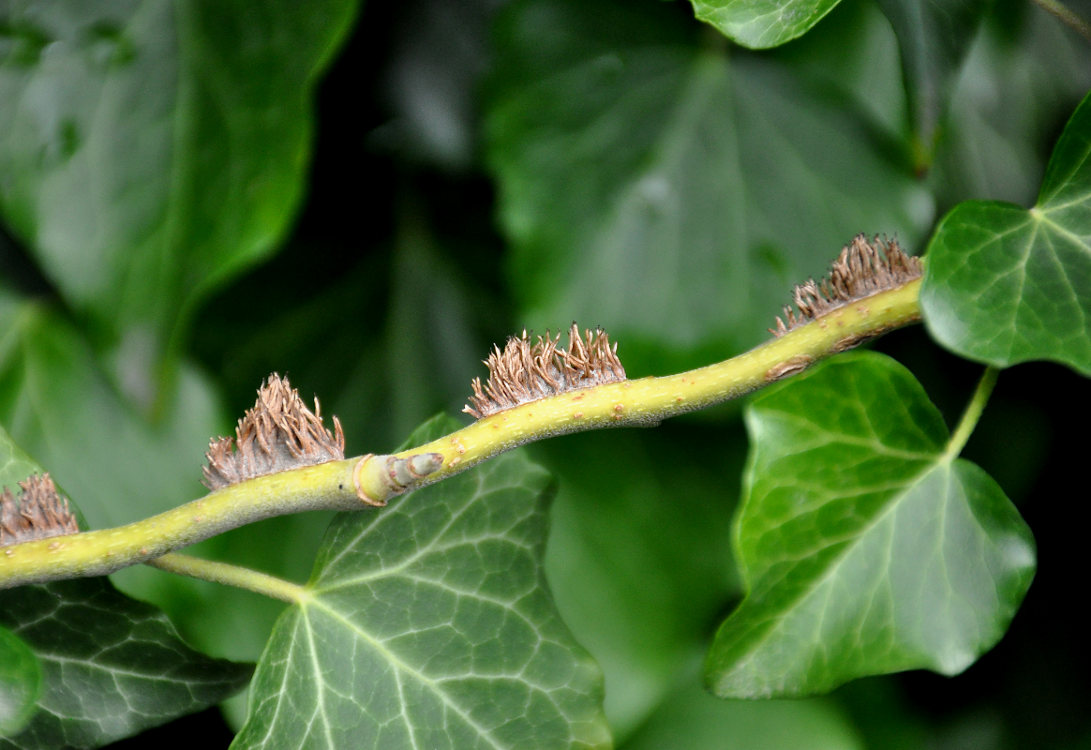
[873,0,988,168]
[233,415,610,749]
[486,0,931,374]
[0,426,253,749]
[705,352,1035,698]
[687,0,842,49]
[0,627,41,737]
[0,0,358,380]
[921,90,1091,376]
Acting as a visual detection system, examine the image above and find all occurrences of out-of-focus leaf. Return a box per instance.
[232,415,610,749]
[0,0,359,385]
[0,425,252,749]
[688,0,842,49]
[624,663,863,750]
[0,627,41,737]
[486,0,931,375]
[0,289,218,530]
[540,426,740,740]
[705,352,1035,697]
[921,91,1091,376]
[873,0,988,168]
[928,8,1091,209]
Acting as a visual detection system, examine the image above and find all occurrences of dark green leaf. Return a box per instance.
[0,627,41,737]
[0,580,253,750]
[921,91,1091,376]
[0,425,252,749]
[688,0,842,48]
[486,0,931,374]
[233,415,609,749]
[0,0,359,376]
[539,427,740,740]
[705,352,1035,697]
[873,0,988,167]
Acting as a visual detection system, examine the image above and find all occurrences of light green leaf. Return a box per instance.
[233,415,609,749]
[0,627,41,737]
[0,0,358,376]
[705,352,1035,698]
[688,0,841,49]
[486,0,931,374]
[0,425,253,749]
[921,90,1091,376]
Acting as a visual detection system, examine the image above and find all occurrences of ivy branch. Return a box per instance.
[0,235,924,595]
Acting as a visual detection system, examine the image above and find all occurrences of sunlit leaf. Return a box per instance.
[705,352,1035,697]
[688,0,841,48]
[921,90,1091,376]
[233,415,610,749]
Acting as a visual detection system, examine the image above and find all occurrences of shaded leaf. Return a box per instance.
[539,427,740,740]
[626,662,862,750]
[0,580,253,750]
[688,0,842,49]
[233,415,609,749]
[0,627,41,737]
[486,0,931,375]
[0,425,253,749]
[0,0,359,381]
[873,0,988,168]
[705,352,1035,697]
[921,90,1091,376]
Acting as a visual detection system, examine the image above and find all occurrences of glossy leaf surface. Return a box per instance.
[233,415,609,749]
[688,0,841,48]
[921,91,1091,376]
[705,353,1035,697]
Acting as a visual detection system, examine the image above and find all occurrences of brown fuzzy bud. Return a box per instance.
[202,374,346,490]
[464,323,626,419]
[1,473,80,547]
[772,235,922,336]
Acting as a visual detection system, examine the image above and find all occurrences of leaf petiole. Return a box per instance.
[943,366,999,462]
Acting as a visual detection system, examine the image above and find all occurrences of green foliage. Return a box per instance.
[0,427,252,748]
[2,0,1090,747]
[233,415,609,749]
[921,91,1091,375]
[706,352,1035,697]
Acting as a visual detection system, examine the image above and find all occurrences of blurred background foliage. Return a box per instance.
[1,0,1090,746]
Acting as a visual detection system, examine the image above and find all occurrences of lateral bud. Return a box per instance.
[1,473,80,548]
[353,453,445,506]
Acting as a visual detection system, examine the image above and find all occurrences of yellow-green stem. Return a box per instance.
[3,278,921,591]
[146,553,309,603]
[380,278,923,486]
[1,460,361,589]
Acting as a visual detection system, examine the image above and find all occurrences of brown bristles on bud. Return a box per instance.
[772,235,923,336]
[202,374,346,490]
[464,323,627,419]
[1,473,80,547]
